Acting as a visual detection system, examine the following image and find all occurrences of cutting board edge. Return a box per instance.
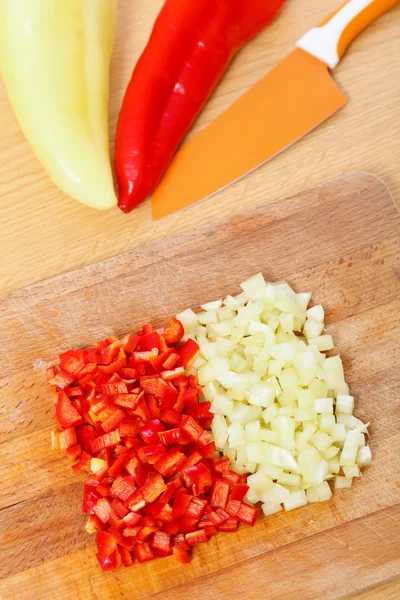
[1,171,395,305]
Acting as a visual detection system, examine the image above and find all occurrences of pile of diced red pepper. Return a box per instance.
[48,318,258,571]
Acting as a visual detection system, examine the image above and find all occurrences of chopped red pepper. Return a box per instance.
[96,531,117,557]
[150,531,172,555]
[185,529,208,547]
[160,318,184,345]
[134,542,155,563]
[177,339,200,370]
[49,319,256,572]
[210,478,230,509]
[173,543,190,564]
[56,391,83,429]
[230,483,250,502]
[236,502,259,527]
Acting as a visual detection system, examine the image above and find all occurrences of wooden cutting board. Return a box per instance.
[0,172,399,600]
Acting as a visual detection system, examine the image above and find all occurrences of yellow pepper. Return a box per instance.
[0,0,117,210]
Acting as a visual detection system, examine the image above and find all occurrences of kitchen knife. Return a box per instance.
[152,0,398,219]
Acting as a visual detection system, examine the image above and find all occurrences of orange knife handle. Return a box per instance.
[296,0,399,69]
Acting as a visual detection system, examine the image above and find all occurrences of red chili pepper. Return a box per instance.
[115,0,287,213]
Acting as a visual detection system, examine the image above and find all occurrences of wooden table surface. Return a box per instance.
[0,1,399,598]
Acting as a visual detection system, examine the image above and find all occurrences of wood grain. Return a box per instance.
[0,0,399,297]
[0,173,399,599]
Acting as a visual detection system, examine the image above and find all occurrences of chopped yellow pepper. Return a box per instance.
[0,0,117,210]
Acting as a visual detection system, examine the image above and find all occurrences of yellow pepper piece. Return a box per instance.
[0,0,117,210]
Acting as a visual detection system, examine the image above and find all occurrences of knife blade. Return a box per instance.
[152,0,398,219]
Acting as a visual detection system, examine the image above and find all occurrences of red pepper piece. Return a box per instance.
[118,367,138,381]
[236,502,259,527]
[147,394,161,419]
[109,526,136,551]
[172,492,193,518]
[204,525,218,537]
[111,499,129,519]
[111,476,136,503]
[199,442,216,459]
[180,450,203,471]
[209,456,230,474]
[96,551,119,572]
[123,512,142,527]
[108,453,130,479]
[113,394,141,410]
[162,353,180,370]
[122,333,139,354]
[128,490,146,512]
[150,531,172,556]
[222,470,242,487]
[131,398,152,423]
[230,483,250,502]
[124,525,142,538]
[119,418,143,438]
[58,426,77,450]
[180,415,203,442]
[183,497,208,520]
[137,332,162,352]
[71,450,91,474]
[66,443,82,460]
[172,543,190,564]
[225,499,241,518]
[93,498,117,524]
[56,391,83,429]
[218,518,239,533]
[102,409,126,433]
[208,508,230,527]
[118,545,134,567]
[101,382,128,395]
[82,487,101,515]
[161,318,184,344]
[140,473,166,503]
[46,365,56,380]
[178,516,198,534]
[140,376,160,395]
[158,428,182,446]
[100,341,121,365]
[131,349,159,364]
[90,430,121,453]
[154,447,185,477]
[84,348,100,363]
[160,409,181,427]
[151,348,174,373]
[134,542,155,563]
[139,419,165,445]
[185,529,208,547]
[163,519,181,536]
[126,456,147,487]
[59,355,85,376]
[96,483,112,498]
[137,526,159,542]
[196,430,213,449]
[138,444,166,465]
[210,478,230,509]
[177,339,200,370]
[49,368,76,389]
[115,0,286,213]
[96,531,117,557]
[64,386,84,397]
[161,367,185,381]
[183,388,199,412]
[183,463,212,494]
[98,348,127,374]
[188,401,212,421]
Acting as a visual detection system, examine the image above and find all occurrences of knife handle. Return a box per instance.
[296,0,399,69]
